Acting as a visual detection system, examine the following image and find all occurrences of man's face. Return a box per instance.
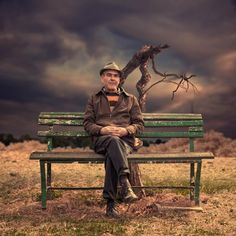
[101,70,120,92]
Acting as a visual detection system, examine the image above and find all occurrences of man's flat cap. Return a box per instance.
[100,62,122,76]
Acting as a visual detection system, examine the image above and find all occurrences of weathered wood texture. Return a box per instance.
[30,112,214,210]
[37,112,204,139]
[30,151,214,162]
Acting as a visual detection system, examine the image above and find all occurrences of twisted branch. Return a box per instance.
[121,44,198,107]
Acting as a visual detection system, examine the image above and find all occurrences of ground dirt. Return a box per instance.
[0,132,236,235]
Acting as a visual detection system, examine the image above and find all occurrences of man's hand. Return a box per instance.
[100,126,128,137]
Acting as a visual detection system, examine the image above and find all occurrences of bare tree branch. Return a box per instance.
[121,44,197,106]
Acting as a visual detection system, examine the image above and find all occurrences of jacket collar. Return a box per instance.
[96,87,131,97]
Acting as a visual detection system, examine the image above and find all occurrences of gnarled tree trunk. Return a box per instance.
[121,45,167,197]
[121,44,196,197]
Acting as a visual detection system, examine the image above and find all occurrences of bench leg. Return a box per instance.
[47,163,52,186]
[189,138,195,201]
[47,163,52,199]
[194,161,202,206]
[190,163,195,200]
[40,160,47,209]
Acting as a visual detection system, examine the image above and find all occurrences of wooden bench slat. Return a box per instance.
[38,131,89,137]
[37,130,204,138]
[139,131,204,138]
[38,119,203,127]
[30,151,214,162]
[189,127,203,132]
[143,113,202,120]
[39,112,202,120]
[145,120,203,127]
[39,112,84,119]
[38,119,84,126]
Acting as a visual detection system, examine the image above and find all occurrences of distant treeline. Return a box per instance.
[0,133,92,148]
[0,133,33,146]
[0,133,165,148]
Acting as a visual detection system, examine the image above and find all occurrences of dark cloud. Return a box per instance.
[0,0,236,138]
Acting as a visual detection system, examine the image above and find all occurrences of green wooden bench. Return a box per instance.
[30,112,214,210]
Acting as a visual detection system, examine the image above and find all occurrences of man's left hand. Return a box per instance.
[111,127,128,137]
[100,126,128,137]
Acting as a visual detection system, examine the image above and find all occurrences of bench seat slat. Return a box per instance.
[30,151,214,163]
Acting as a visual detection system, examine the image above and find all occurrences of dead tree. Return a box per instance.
[121,44,197,196]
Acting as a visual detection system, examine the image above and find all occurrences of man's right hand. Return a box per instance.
[100,126,128,137]
[100,126,114,135]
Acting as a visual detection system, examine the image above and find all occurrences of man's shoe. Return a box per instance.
[120,175,138,203]
[106,201,120,218]
[122,186,138,203]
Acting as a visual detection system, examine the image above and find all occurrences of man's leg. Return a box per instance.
[95,135,129,200]
[95,135,137,202]
[103,154,118,201]
[105,136,138,202]
[103,156,120,218]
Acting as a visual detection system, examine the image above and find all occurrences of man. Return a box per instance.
[83,62,144,217]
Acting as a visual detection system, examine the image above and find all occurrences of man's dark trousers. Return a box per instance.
[94,135,132,201]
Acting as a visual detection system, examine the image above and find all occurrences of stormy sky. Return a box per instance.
[1,0,236,138]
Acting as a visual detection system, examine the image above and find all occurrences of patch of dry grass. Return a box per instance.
[0,132,236,235]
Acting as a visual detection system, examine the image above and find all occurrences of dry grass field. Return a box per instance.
[0,131,236,235]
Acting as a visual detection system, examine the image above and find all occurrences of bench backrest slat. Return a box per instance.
[38,119,203,127]
[38,130,204,138]
[37,112,204,139]
[39,112,202,120]
[39,112,84,119]
[141,113,202,120]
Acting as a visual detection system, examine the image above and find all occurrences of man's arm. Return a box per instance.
[84,94,143,137]
[84,95,128,137]
[126,95,144,135]
[83,95,103,135]
[100,95,144,137]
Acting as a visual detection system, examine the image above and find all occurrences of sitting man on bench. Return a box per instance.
[83,62,144,217]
